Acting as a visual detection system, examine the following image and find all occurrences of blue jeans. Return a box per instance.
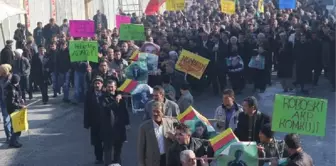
[54,72,71,100]
[73,71,85,103]
[51,72,60,95]
[0,99,11,139]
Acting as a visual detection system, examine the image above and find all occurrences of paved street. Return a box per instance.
[0,78,334,166]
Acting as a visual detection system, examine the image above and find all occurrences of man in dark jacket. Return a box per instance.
[234,96,271,143]
[33,22,44,46]
[5,74,26,148]
[43,18,60,47]
[93,10,108,30]
[86,60,119,87]
[56,41,71,102]
[0,40,14,65]
[46,42,61,97]
[100,80,130,165]
[167,123,214,166]
[84,76,104,164]
[13,49,31,101]
[13,23,25,49]
[31,45,50,104]
[271,134,313,166]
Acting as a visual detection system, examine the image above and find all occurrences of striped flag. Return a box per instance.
[177,106,216,135]
[117,79,138,93]
[209,128,239,157]
[129,50,140,61]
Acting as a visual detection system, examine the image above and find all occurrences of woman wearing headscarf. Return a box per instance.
[0,64,13,142]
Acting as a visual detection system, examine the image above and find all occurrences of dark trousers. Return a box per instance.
[313,65,323,85]
[20,75,30,101]
[94,142,103,161]
[160,154,166,166]
[208,70,227,94]
[104,141,124,165]
[228,72,245,92]
[38,81,49,103]
[253,68,267,91]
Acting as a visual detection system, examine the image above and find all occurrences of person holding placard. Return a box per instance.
[249,45,268,93]
[5,74,27,148]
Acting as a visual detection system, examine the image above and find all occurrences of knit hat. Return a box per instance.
[14,49,24,56]
[11,74,21,85]
[260,123,274,138]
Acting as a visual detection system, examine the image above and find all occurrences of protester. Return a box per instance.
[33,22,44,46]
[100,80,130,165]
[214,89,243,131]
[191,121,210,140]
[167,123,214,166]
[84,76,105,164]
[258,123,288,166]
[5,74,27,148]
[0,64,13,142]
[137,101,176,166]
[13,49,31,101]
[177,83,193,113]
[93,10,108,30]
[143,85,180,120]
[180,150,209,166]
[31,45,50,104]
[0,40,15,65]
[234,96,271,143]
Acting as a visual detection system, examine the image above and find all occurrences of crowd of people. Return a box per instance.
[0,0,334,165]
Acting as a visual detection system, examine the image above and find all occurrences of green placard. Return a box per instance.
[69,40,98,62]
[272,94,328,137]
[119,24,145,41]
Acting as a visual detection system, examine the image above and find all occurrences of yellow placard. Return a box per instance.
[221,0,235,15]
[258,0,264,13]
[166,0,185,11]
[10,108,29,133]
[175,49,210,79]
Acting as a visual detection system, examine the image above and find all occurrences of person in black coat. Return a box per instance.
[234,96,271,143]
[0,40,15,65]
[93,10,108,30]
[84,76,105,164]
[167,123,214,166]
[5,74,26,148]
[56,41,71,102]
[276,33,294,92]
[100,80,130,165]
[43,18,60,47]
[86,60,119,87]
[31,45,50,104]
[293,34,313,94]
[13,23,25,49]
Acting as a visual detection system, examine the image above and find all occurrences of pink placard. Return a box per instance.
[69,20,95,37]
[116,15,131,29]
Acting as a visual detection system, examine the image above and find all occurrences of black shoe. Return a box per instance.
[9,142,22,148]
[53,94,58,98]
[94,160,103,164]
[43,101,48,105]
[29,94,33,100]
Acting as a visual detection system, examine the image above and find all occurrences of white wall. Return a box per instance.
[0,0,22,49]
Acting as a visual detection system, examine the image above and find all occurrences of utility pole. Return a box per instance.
[84,0,93,19]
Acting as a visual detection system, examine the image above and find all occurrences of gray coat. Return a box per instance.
[13,57,31,77]
[177,91,193,113]
[143,99,180,120]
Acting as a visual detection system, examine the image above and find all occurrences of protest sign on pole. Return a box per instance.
[10,108,29,133]
[272,94,328,137]
[69,20,95,38]
[116,15,131,29]
[119,24,145,41]
[258,0,264,13]
[220,0,235,15]
[217,142,258,166]
[69,40,98,63]
[166,0,185,11]
[175,49,210,79]
[279,0,296,9]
